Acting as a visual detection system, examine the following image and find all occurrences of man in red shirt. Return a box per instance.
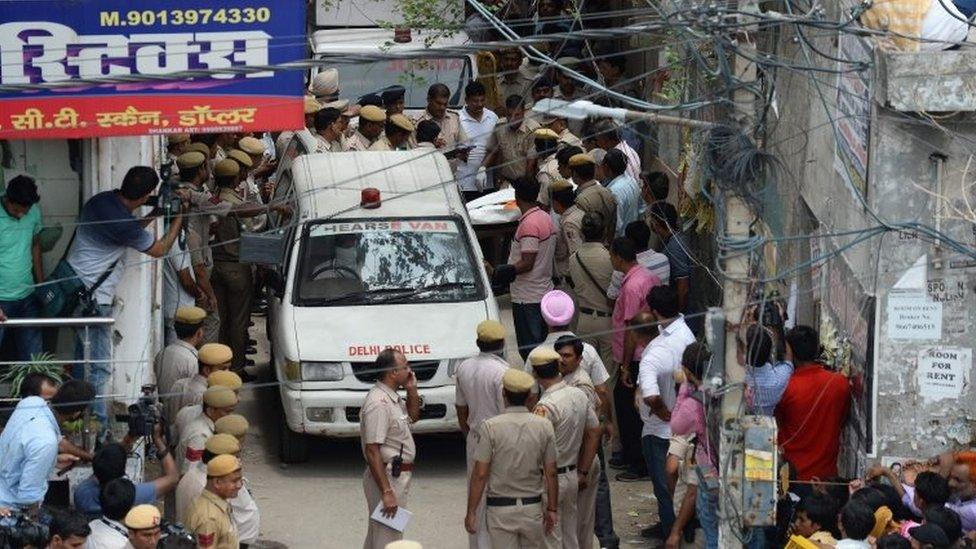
[776,325,851,481]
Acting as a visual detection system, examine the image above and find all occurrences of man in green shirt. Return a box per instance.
[0,175,43,360]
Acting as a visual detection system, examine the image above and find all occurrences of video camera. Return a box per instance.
[157,521,195,549]
[144,160,185,219]
[127,384,167,460]
[0,510,49,549]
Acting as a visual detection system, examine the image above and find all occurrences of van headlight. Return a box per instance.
[301,361,345,381]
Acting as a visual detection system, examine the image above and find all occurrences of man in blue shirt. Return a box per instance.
[739,324,793,415]
[66,166,186,431]
[73,424,178,517]
[0,175,44,361]
[602,149,641,238]
[648,201,692,313]
[0,380,95,510]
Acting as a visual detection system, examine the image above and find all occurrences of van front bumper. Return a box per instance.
[280,384,459,437]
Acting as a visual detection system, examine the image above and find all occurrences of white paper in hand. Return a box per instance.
[370,502,413,532]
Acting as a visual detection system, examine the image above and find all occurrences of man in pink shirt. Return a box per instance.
[608,236,660,478]
[491,177,557,360]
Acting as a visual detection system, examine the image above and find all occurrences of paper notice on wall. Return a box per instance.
[916,347,971,400]
[886,291,942,340]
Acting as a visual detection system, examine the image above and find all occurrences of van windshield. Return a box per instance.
[332,58,471,109]
[295,218,484,306]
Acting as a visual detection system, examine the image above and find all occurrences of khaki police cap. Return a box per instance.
[533,128,559,140]
[389,113,415,132]
[206,454,241,477]
[476,320,506,342]
[322,99,350,112]
[238,136,266,155]
[213,159,240,177]
[385,542,423,549]
[359,105,386,123]
[214,413,250,437]
[569,153,595,167]
[187,142,211,156]
[124,504,161,530]
[304,95,322,114]
[204,433,241,455]
[199,343,233,366]
[174,306,206,324]
[207,370,242,390]
[227,149,253,168]
[502,368,535,393]
[528,346,561,367]
[176,151,206,170]
[203,386,238,408]
[549,178,573,192]
[168,134,190,145]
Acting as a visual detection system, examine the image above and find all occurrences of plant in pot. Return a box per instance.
[0,352,65,426]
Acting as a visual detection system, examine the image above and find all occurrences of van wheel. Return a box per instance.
[278,406,309,464]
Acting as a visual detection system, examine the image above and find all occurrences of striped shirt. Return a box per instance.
[745,361,794,416]
[606,249,671,299]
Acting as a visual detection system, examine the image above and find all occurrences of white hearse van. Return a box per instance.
[258,151,498,462]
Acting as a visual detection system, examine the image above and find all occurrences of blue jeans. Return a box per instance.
[0,295,43,361]
[73,303,113,432]
[642,435,674,534]
[511,302,546,360]
[696,483,719,549]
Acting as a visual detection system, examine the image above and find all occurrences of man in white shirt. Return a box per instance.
[162,239,199,346]
[457,81,499,202]
[85,478,136,549]
[631,286,695,539]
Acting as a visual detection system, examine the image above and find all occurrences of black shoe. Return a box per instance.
[608,455,626,470]
[245,346,257,355]
[244,358,256,367]
[640,523,665,539]
[614,471,649,482]
[248,338,257,346]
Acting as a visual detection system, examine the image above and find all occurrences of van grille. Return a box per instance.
[345,404,447,423]
[349,360,440,383]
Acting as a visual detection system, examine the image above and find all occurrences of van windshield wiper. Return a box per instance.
[305,282,476,305]
[363,282,477,303]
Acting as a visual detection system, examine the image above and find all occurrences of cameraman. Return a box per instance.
[66,166,189,432]
[46,507,91,549]
[73,423,178,517]
[0,380,94,512]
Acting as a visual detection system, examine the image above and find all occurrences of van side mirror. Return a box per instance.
[240,232,287,265]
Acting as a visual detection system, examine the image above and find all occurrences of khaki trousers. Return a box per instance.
[466,433,492,549]
[211,261,253,371]
[487,501,545,549]
[577,457,600,549]
[543,470,578,549]
[362,467,412,549]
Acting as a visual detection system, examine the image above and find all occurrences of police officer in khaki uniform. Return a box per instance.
[415,84,468,151]
[361,348,420,549]
[155,305,205,400]
[550,180,584,287]
[177,386,238,473]
[567,214,616,381]
[168,343,233,424]
[465,368,558,549]
[187,454,242,549]
[532,129,561,208]
[570,154,617,245]
[529,347,602,549]
[553,336,609,549]
[370,114,415,151]
[484,96,540,187]
[174,370,242,441]
[176,433,240,522]
[347,105,386,151]
[455,320,510,549]
[124,504,163,549]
